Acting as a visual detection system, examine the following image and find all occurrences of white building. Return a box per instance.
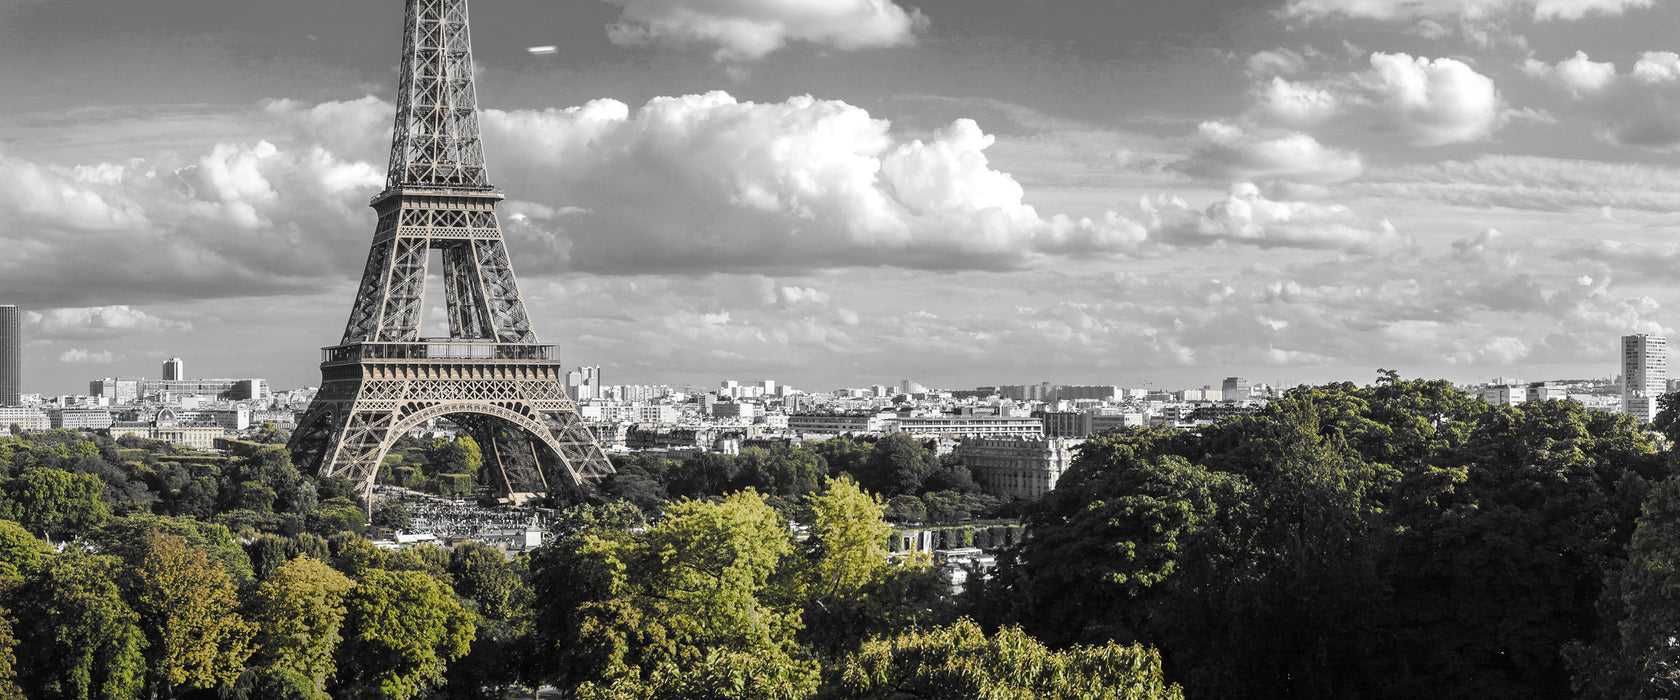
[1622,334,1667,422]
[958,436,1083,500]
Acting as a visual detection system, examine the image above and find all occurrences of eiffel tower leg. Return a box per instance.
[537,405,615,487]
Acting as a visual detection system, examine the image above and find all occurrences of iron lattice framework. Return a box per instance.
[289,0,613,503]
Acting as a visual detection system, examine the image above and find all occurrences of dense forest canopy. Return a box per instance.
[0,373,1674,698]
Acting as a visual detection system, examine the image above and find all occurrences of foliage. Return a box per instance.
[3,466,109,540]
[370,501,412,531]
[12,554,146,700]
[126,529,254,698]
[247,556,356,700]
[856,433,938,497]
[0,520,52,579]
[544,491,818,693]
[840,618,1183,700]
[334,569,474,700]
[996,375,1668,700]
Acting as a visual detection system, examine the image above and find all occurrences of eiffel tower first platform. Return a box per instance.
[288,0,613,503]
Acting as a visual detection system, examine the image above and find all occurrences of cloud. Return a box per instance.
[1252,76,1343,128]
[1175,121,1363,185]
[1145,183,1412,255]
[1522,51,1617,96]
[1350,155,1680,211]
[58,348,115,364]
[0,92,1428,315]
[1281,0,1651,21]
[601,0,925,62]
[1363,53,1512,145]
[25,306,192,339]
[1236,52,1519,146]
[1519,51,1680,149]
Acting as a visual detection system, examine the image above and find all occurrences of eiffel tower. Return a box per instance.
[288,0,614,503]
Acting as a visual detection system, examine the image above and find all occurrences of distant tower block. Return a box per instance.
[162,357,184,381]
[1622,333,1667,422]
[288,0,614,503]
[0,306,17,406]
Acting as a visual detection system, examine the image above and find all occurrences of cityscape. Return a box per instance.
[0,313,1670,503]
[3,0,1680,698]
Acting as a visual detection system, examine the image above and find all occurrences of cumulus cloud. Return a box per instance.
[0,135,383,307]
[1144,183,1412,255]
[1522,51,1617,96]
[601,0,925,62]
[1252,77,1342,127]
[1519,50,1680,149]
[1176,121,1363,185]
[26,306,192,339]
[58,348,115,364]
[1363,52,1512,145]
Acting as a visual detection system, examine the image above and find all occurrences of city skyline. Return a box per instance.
[4,0,1680,395]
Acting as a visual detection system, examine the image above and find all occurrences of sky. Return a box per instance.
[3,0,1680,395]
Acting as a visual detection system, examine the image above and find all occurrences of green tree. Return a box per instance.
[857,433,936,497]
[813,436,872,480]
[13,554,146,700]
[94,514,254,588]
[370,501,412,531]
[0,520,53,579]
[0,611,21,700]
[551,491,817,692]
[4,466,109,540]
[126,530,253,699]
[447,542,527,622]
[334,569,474,700]
[247,556,357,700]
[840,618,1183,700]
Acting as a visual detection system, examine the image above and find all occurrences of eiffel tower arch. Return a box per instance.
[288,0,614,503]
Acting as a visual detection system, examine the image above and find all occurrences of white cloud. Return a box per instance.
[1522,51,1617,96]
[1632,51,1680,83]
[481,92,1158,272]
[1353,155,1680,211]
[1516,51,1680,150]
[25,306,192,339]
[58,348,115,364]
[601,0,926,62]
[1252,76,1342,128]
[1146,183,1412,255]
[1363,52,1511,145]
[1177,121,1363,185]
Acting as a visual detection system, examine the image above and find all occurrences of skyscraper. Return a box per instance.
[0,306,16,406]
[1621,333,1667,422]
[162,357,184,381]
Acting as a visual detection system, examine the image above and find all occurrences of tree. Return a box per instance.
[797,477,891,656]
[94,514,254,588]
[370,501,412,531]
[0,520,53,579]
[839,618,1183,700]
[857,433,936,497]
[247,556,357,700]
[0,611,22,700]
[4,466,109,540]
[126,530,253,699]
[13,554,146,700]
[813,436,871,480]
[882,495,926,523]
[334,569,474,700]
[549,492,817,693]
[448,542,527,622]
